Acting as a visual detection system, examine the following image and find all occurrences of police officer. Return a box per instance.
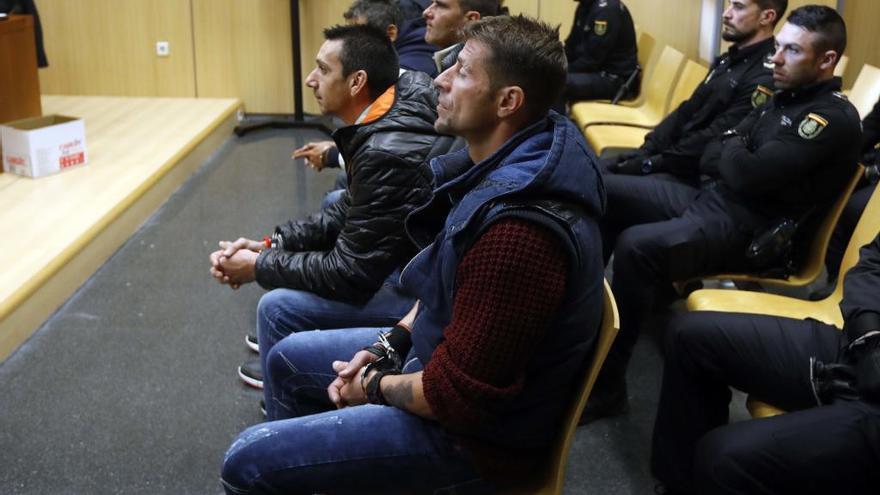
[564,0,638,102]
[826,96,880,279]
[652,233,880,494]
[585,5,862,421]
[601,0,786,261]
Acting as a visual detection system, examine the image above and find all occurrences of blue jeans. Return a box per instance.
[256,270,414,402]
[221,328,493,495]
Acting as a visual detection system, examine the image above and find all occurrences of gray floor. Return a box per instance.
[0,127,746,494]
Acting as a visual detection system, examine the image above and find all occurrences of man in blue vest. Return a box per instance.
[220,15,606,494]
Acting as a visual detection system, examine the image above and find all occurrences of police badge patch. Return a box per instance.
[594,20,608,36]
[798,113,828,139]
[751,85,773,108]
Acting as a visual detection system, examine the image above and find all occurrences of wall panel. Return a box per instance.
[37,0,195,97]
[298,0,351,115]
[842,0,880,88]
[192,0,293,113]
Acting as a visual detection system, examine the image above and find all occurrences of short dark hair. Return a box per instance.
[754,0,787,27]
[323,24,400,99]
[343,0,404,32]
[459,0,501,17]
[462,15,566,121]
[786,5,846,56]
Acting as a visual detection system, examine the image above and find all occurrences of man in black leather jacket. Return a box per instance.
[209,25,449,390]
[652,234,880,494]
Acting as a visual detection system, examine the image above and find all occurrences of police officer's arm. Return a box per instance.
[641,99,695,154]
[717,107,857,195]
[840,234,880,340]
[665,82,774,173]
[700,105,762,177]
[568,6,623,73]
[861,98,880,155]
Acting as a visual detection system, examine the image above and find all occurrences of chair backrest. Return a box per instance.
[825,181,880,308]
[848,64,880,118]
[517,280,619,495]
[642,45,685,120]
[667,59,708,111]
[834,54,849,78]
[788,164,864,285]
[636,30,656,74]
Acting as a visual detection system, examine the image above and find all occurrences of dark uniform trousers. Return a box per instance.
[608,190,760,381]
[566,71,626,102]
[600,172,701,262]
[652,310,880,494]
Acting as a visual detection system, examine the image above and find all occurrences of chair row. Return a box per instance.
[571,29,880,156]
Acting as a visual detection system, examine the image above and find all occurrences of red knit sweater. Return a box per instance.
[421,217,569,434]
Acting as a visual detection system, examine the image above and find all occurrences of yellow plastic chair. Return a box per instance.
[683,165,864,293]
[834,54,849,78]
[570,45,685,130]
[847,63,880,118]
[686,185,880,418]
[510,280,619,495]
[584,60,708,153]
[612,30,657,107]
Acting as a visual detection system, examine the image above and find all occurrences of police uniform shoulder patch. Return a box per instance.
[751,85,773,108]
[798,113,828,139]
[594,20,608,36]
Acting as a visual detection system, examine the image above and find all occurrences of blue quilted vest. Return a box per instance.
[401,113,607,449]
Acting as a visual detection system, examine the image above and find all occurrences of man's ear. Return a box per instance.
[386,24,398,43]
[818,50,839,72]
[464,11,481,22]
[496,86,525,119]
[759,9,777,28]
[349,70,369,97]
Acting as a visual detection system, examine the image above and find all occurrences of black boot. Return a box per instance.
[579,366,629,424]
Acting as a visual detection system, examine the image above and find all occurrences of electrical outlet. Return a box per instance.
[156,41,170,57]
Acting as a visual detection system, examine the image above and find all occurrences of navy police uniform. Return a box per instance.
[564,0,638,102]
[601,36,776,260]
[600,77,862,401]
[652,235,880,494]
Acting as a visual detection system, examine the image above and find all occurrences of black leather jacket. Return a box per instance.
[254,71,449,303]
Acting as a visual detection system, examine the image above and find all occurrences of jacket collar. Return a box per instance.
[774,76,842,106]
[726,35,775,64]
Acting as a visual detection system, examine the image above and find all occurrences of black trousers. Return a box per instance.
[601,172,700,262]
[602,191,760,389]
[565,71,625,102]
[827,183,876,278]
[652,311,880,494]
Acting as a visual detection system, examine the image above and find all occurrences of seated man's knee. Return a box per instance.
[257,289,290,322]
[221,425,274,494]
[665,312,722,356]
[693,425,758,492]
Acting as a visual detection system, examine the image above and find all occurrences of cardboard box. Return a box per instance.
[1,115,87,178]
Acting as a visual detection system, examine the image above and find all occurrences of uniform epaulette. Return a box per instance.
[832,91,849,101]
